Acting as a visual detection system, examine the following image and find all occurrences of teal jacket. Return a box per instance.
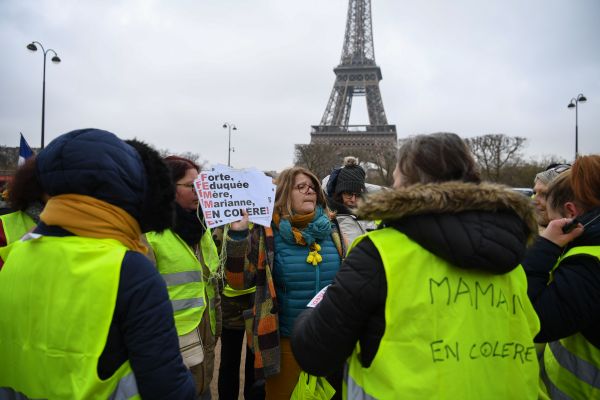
[272,227,342,337]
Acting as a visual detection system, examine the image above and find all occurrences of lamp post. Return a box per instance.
[27,41,61,149]
[567,93,587,160]
[222,122,237,167]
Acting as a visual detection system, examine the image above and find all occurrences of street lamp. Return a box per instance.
[222,122,237,167]
[567,93,587,160]
[27,41,61,149]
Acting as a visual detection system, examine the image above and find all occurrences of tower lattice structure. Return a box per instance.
[311,0,397,149]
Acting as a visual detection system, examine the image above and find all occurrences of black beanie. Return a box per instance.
[335,157,366,194]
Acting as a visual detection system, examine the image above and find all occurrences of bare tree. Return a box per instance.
[352,145,397,187]
[465,134,526,182]
[157,148,206,170]
[294,143,341,180]
[0,146,19,172]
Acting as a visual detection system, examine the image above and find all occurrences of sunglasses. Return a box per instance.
[548,164,571,174]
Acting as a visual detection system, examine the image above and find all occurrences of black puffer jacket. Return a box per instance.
[34,129,194,399]
[291,182,537,375]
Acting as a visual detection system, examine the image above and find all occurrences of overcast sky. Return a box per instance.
[1,0,599,172]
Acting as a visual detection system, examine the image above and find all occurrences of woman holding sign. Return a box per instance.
[225,166,346,399]
[145,156,221,400]
[291,133,542,399]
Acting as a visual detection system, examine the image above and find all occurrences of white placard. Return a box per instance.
[307,285,330,308]
[194,165,275,228]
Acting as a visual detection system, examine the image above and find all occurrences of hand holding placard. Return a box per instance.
[194,165,275,228]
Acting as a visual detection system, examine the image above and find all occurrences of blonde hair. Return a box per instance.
[274,167,333,218]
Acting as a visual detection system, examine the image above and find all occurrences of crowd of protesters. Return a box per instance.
[0,128,598,400]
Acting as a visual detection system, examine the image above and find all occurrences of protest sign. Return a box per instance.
[194,165,275,228]
[307,285,330,308]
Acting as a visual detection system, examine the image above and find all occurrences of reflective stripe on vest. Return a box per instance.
[222,283,256,297]
[162,270,202,286]
[146,229,207,335]
[0,211,36,245]
[549,340,600,389]
[345,228,540,400]
[109,372,139,400]
[0,236,139,399]
[343,365,376,400]
[146,228,220,335]
[542,245,600,399]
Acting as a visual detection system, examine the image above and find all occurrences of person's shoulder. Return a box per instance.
[121,250,163,288]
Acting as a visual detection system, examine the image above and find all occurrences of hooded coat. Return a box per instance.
[291,181,537,376]
[31,129,194,399]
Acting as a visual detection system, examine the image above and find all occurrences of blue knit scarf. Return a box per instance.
[278,206,331,246]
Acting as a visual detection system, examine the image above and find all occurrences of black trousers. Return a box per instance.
[218,327,265,400]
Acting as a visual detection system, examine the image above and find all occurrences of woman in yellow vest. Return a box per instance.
[0,156,45,266]
[145,155,221,400]
[521,155,600,399]
[0,129,195,399]
[292,132,541,399]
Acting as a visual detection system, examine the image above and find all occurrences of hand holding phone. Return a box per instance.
[562,218,580,234]
[542,218,584,247]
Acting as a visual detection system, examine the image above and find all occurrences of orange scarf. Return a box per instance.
[272,210,315,245]
[40,194,147,254]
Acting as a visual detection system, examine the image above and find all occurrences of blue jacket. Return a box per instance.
[273,228,341,337]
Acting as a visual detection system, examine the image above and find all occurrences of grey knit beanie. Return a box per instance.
[534,164,570,185]
[335,157,366,194]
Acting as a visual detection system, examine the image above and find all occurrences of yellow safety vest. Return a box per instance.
[344,228,540,399]
[146,228,220,335]
[541,246,600,399]
[0,210,36,245]
[0,235,139,400]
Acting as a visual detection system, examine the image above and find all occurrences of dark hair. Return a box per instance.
[571,155,600,212]
[397,133,480,185]
[125,139,176,232]
[546,170,575,215]
[163,155,200,183]
[7,156,45,211]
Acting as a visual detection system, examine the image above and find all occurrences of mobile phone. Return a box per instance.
[561,218,580,234]
[562,208,600,234]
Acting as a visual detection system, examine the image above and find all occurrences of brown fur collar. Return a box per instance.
[357,181,538,243]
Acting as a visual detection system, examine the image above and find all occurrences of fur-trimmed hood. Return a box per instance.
[357,181,538,274]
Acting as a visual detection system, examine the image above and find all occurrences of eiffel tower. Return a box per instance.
[311,0,397,149]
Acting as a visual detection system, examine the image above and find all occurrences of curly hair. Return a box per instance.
[7,156,45,211]
[125,139,175,232]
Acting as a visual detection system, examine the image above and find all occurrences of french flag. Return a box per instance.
[18,133,34,167]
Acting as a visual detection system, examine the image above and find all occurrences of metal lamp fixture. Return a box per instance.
[222,123,238,167]
[26,41,61,149]
[567,93,587,159]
